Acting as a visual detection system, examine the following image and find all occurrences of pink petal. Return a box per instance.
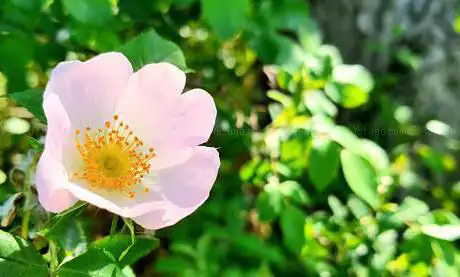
[36,152,77,213]
[118,62,186,103]
[43,61,81,99]
[116,63,216,169]
[45,52,133,129]
[66,182,164,218]
[177,89,217,146]
[36,94,77,212]
[42,93,70,158]
[132,147,220,230]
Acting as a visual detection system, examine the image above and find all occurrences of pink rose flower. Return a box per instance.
[36,52,220,230]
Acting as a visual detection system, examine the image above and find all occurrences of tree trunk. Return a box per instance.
[310,0,460,133]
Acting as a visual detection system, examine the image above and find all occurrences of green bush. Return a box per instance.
[0,0,459,276]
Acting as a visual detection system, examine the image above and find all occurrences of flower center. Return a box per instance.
[72,115,155,198]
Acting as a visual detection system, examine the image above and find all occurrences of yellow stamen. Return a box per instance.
[73,115,156,198]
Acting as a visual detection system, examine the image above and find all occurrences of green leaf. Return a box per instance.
[298,20,322,53]
[256,185,282,222]
[40,202,86,235]
[48,220,86,252]
[27,136,44,151]
[326,64,373,108]
[248,30,305,71]
[72,28,121,52]
[347,196,371,219]
[201,0,250,40]
[325,82,369,109]
[304,90,337,117]
[392,197,429,224]
[267,90,293,107]
[308,136,341,191]
[92,234,158,267]
[431,240,459,277]
[280,131,309,178]
[329,126,362,154]
[61,0,113,26]
[421,224,460,241]
[332,64,374,93]
[280,204,305,254]
[0,230,49,277]
[11,0,44,11]
[155,256,193,275]
[9,88,46,123]
[229,233,285,265]
[272,0,310,31]
[0,35,34,91]
[328,195,348,219]
[360,139,389,171]
[341,149,379,209]
[173,0,198,9]
[121,266,136,277]
[279,181,310,206]
[119,29,187,71]
[40,202,87,251]
[57,248,124,277]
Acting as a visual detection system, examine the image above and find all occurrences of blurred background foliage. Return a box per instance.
[0,0,459,276]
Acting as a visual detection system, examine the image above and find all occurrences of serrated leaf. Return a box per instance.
[341,149,379,209]
[57,248,124,277]
[40,202,87,252]
[120,29,187,71]
[92,234,158,267]
[0,230,49,277]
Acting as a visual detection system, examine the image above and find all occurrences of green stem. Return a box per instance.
[49,241,58,276]
[21,210,31,239]
[110,215,119,236]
